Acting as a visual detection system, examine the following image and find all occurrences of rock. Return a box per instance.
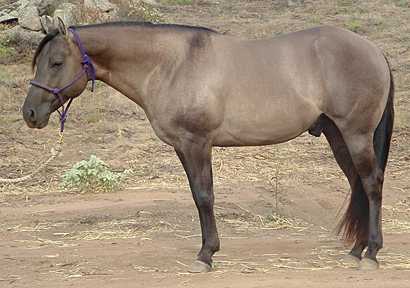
[18,0,42,10]
[0,16,18,25]
[54,3,79,27]
[0,1,20,24]
[18,4,42,31]
[0,13,18,25]
[84,0,118,13]
[0,25,43,49]
[38,0,63,16]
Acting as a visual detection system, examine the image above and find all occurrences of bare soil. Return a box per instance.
[1,1,410,287]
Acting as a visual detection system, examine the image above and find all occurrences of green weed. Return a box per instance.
[345,18,362,32]
[62,155,131,193]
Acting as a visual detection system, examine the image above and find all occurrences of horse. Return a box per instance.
[22,18,394,273]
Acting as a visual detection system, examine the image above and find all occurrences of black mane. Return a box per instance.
[73,21,217,33]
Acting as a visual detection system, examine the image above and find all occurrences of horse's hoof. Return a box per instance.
[340,254,361,268]
[360,258,379,270]
[188,260,212,273]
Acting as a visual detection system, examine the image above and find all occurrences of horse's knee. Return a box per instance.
[205,236,220,252]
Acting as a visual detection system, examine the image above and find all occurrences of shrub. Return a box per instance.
[118,1,162,22]
[62,155,130,192]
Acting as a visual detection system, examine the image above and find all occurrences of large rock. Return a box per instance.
[18,4,42,31]
[0,1,19,24]
[0,25,43,49]
[38,0,63,16]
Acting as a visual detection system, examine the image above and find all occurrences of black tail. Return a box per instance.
[338,56,394,243]
[374,57,395,173]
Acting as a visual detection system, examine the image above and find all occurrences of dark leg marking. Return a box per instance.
[175,140,220,270]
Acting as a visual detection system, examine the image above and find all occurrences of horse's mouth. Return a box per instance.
[25,115,50,129]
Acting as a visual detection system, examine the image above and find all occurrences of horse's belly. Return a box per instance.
[212,101,320,147]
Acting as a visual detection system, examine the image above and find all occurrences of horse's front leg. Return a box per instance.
[174,139,220,273]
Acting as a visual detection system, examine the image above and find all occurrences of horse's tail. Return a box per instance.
[374,56,394,173]
[338,55,394,243]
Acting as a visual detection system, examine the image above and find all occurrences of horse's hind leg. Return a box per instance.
[321,117,368,264]
[342,132,384,270]
[174,138,220,273]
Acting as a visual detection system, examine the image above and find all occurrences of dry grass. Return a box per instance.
[212,246,410,272]
[383,200,410,233]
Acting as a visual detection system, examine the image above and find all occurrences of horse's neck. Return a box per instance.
[77,26,181,108]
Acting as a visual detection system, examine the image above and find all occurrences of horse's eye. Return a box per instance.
[51,61,63,68]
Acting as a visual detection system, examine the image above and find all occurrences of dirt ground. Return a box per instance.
[1,0,410,287]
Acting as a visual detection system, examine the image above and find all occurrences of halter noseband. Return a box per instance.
[30,27,96,133]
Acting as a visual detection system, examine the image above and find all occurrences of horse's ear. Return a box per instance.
[40,16,54,34]
[55,16,68,37]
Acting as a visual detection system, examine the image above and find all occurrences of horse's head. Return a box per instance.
[23,18,90,129]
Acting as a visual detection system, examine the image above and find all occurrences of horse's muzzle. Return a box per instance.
[22,105,50,129]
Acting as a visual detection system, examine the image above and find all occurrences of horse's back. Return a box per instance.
[205,26,389,146]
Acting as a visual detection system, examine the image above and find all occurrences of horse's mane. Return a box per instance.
[73,21,217,33]
[32,21,217,70]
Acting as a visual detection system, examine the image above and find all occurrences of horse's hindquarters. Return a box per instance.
[314,27,390,131]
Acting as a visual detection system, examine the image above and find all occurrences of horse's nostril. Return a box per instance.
[24,108,36,121]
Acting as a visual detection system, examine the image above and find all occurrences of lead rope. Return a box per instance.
[0,134,64,184]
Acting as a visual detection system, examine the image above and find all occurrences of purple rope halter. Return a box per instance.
[30,27,96,133]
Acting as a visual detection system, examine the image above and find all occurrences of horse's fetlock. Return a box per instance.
[210,238,220,252]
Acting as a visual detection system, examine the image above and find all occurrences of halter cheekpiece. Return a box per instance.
[30,27,96,133]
